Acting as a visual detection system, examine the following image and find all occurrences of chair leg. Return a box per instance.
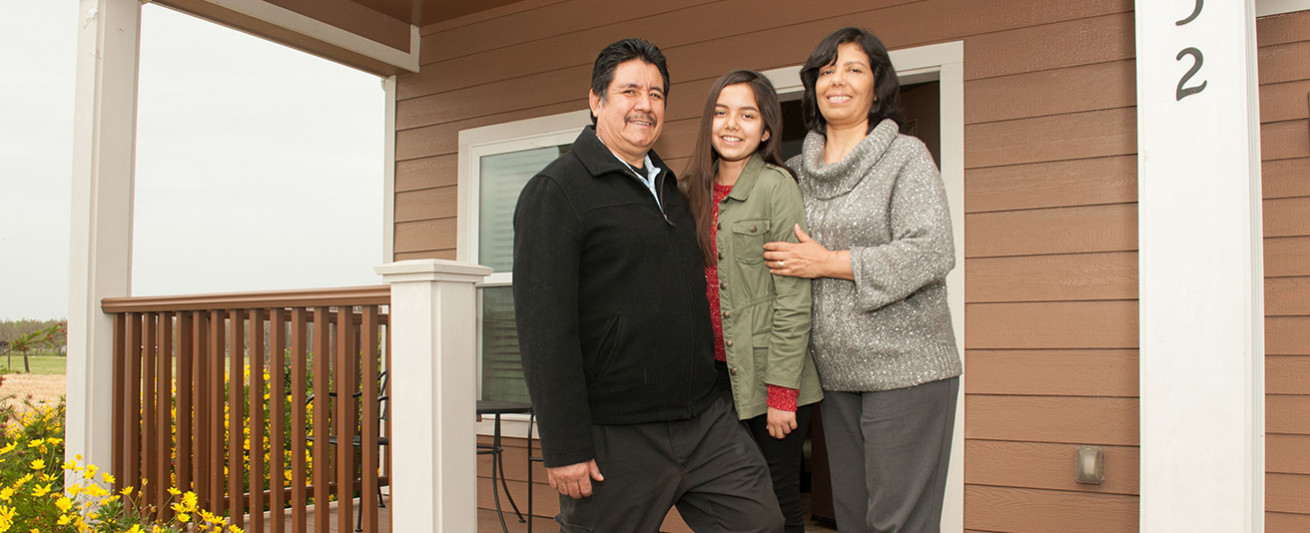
[497,448,525,522]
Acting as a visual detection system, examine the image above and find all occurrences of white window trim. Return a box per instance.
[457,109,592,437]
[1258,0,1310,16]
[763,40,966,533]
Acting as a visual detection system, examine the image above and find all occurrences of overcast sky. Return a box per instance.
[1,1,384,321]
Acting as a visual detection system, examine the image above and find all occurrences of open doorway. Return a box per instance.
[779,80,941,165]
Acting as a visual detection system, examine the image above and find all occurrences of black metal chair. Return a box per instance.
[526,412,544,533]
[476,400,533,533]
[306,371,390,532]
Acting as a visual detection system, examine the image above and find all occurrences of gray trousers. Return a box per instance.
[556,396,784,533]
[821,377,958,533]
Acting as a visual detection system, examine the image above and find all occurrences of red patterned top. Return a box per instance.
[705,182,798,411]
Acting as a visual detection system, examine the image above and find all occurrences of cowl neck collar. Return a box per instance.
[797,118,898,200]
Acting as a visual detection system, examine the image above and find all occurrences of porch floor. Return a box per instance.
[250,496,839,532]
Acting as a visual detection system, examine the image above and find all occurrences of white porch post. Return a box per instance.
[376,259,492,532]
[1135,1,1264,531]
[67,0,141,473]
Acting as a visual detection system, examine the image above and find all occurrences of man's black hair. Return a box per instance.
[589,38,670,124]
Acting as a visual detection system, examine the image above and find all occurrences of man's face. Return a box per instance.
[589,60,666,166]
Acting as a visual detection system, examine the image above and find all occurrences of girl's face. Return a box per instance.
[816,42,876,130]
[711,83,770,164]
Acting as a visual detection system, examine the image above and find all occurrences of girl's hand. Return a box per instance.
[766,407,798,439]
[764,224,833,279]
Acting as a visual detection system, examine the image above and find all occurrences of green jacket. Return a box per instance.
[711,154,823,419]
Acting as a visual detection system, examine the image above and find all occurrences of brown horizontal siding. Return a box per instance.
[964,486,1138,533]
[966,203,1138,258]
[965,156,1137,213]
[964,60,1136,125]
[1262,119,1310,161]
[1261,12,1310,531]
[1268,473,1310,514]
[1270,434,1310,474]
[966,253,1137,302]
[1269,356,1310,395]
[965,107,1137,169]
[966,301,1138,349]
[966,440,1138,494]
[967,350,1138,397]
[395,186,457,223]
[1269,395,1310,435]
[1268,278,1310,315]
[1264,158,1310,199]
[1260,80,1310,122]
[395,155,457,192]
[967,396,1138,445]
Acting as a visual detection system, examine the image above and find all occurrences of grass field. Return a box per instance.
[0,354,66,375]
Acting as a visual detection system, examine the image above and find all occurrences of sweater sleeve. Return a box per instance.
[763,170,813,390]
[512,174,594,467]
[849,141,956,312]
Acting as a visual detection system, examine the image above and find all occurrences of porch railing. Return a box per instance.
[101,286,391,533]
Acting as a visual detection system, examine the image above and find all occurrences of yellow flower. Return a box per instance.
[82,465,97,479]
[229,526,245,533]
[167,486,181,496]
[28,459,44,471]
[101,473,115,484]
[30,484,50,498]
[120,486,133,496]
[182,491,198,509]
[56,515,71,525]
[55,497,73,513]
[175,513,190,523]
[0,443,15,455]
[25,439,43,449]
[61,459,77,471]
[126,525,143,533]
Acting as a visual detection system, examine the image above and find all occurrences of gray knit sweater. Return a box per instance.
[788,119,962,392]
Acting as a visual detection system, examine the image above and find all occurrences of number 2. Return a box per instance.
[1176,47,1207,101]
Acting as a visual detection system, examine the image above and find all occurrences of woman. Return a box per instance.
[763,28,961,532]
[682,69,823,533]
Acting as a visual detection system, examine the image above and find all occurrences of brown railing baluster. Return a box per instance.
[177,312,194,500]
[143,313,157,504]
[194,312,208,505]
[112,313,125,490]
[249,309,265,533]
[228,310,245,530]
[312,307,331,533]
[209,310,225,517]
[361,306,380,533]
[156,311,173,519]
[270,308,287,533]
[291,307,308,533]
[335,307,356,533]
[128,312,143,490]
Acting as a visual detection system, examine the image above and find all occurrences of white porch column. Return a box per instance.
[1135,1,1264,531]
[376,259,492,532]
[67,0,141,473]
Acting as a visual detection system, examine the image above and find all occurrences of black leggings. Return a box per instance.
[715,362,815,533]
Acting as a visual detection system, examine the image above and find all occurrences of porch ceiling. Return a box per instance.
[349,0,527,27]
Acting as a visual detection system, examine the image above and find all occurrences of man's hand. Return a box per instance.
[766,407,798,440]
[547,459,604,499]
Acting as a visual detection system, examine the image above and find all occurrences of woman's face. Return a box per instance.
[816,42,876,130]
[711,83,770,164]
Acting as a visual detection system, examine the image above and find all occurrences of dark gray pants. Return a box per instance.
[556,396,784,533]
[821,378,958,533]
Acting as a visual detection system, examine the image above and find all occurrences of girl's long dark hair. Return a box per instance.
[683,70,793,267]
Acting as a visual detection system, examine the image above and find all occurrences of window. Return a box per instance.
[458,110,591,403]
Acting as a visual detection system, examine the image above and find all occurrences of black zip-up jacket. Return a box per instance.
[513,126,718,467]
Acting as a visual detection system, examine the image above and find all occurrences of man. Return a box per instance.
[513,38,784,532]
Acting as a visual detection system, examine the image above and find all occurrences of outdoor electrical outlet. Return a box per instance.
[1075,446,1104,484]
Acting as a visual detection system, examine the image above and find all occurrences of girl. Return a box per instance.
[683,69,823,533]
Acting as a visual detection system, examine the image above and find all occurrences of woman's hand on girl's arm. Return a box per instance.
[764,224,853,280]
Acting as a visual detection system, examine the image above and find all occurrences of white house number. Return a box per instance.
[1175,0,1208,101]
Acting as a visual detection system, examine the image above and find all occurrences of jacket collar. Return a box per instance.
[572,125,670,180]
[724,153,767,202]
